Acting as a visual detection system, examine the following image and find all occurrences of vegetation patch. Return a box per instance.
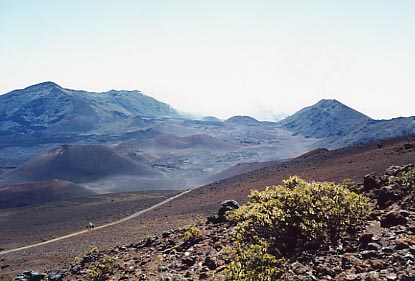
[225,176,369,280]
[181,224,201,243]
[391,167,415,190]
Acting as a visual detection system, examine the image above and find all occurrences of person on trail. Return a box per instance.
[89,222,95,230]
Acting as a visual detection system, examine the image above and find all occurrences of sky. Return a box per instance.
[1,1,414,121]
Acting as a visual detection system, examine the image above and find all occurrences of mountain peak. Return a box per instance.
[225,115,260,125]
[278,99,371,139]
[316,98,341,105]
[25,81,61,91]
[0,82,179,136]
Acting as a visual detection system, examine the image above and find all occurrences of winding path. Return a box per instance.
[0,189,193,255]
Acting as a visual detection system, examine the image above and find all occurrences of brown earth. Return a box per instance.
[0,180,94,209]
[1,135,415,279]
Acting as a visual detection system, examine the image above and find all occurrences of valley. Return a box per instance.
[1,82,415,279]
[2,83,414,201]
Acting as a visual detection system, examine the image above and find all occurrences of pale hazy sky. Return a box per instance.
[1,1,414,120]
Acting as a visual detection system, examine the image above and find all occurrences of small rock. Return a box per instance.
[361,250,378,259]
[158,265,169,272]
[405,253,415,261]
[367,242,382,251]
[404,143,414,150]
[182,256,196,266]
[203,256,218,270]
[292,262,308,275]
[345,273,359,281]
[366,271,380,280]
[359,233,374,245]
[199,271,210,279]
[0,264,10,269]
[162,230,172,238]
[382,247,394,254]
[47,269,63,281]
[386,272,398,280]
[394,240,410,250]
[341,253,361,269]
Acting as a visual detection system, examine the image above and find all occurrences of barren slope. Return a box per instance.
[0,180,93,209]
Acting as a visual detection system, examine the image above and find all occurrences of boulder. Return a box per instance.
[218,200,240,221]
[208,200,240,223]
[378,186,405,208]
[364,173,382,190]
[381,211,408,227]
[13,270,46,281]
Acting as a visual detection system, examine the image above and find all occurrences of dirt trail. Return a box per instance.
[0,189,192,255]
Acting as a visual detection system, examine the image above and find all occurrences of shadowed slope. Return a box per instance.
[0,180,94,209]
[0,144,160,186]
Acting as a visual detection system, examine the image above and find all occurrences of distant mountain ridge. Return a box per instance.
[0,82,414,197]
[0,81,178,134]
[278,99,372,138]
[277,99,415,148]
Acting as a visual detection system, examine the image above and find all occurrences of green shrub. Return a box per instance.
[88,255,116,281]
[402,168,415,190]
[387,167,415,191]
[181,224,201,243]
[226,241,284,281]
[225,176,369,280]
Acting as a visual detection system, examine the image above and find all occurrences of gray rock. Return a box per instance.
[345,273,359,280]
[218,200,240,220]
[47,269,63,281]
[386,272,398,280]
[292,262,308,275]
[385,165,414,176]
[378,186,404,208]
[367,242,382,251]
[364,173,382,189]
[208,200,240,223]
[361,250,378,259]
[13,270,46,281]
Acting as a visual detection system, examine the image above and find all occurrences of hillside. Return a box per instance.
[207,159,285,183]
[0,82,178,136]
[0,144,162,189]
[1,135,414,280]
[278,99,372,139]
[0,180,94,209]
[278,99,415,148]
[153,134,231,150]
[224,115,261,126]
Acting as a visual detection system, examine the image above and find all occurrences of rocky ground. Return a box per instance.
[11,164,415,280]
